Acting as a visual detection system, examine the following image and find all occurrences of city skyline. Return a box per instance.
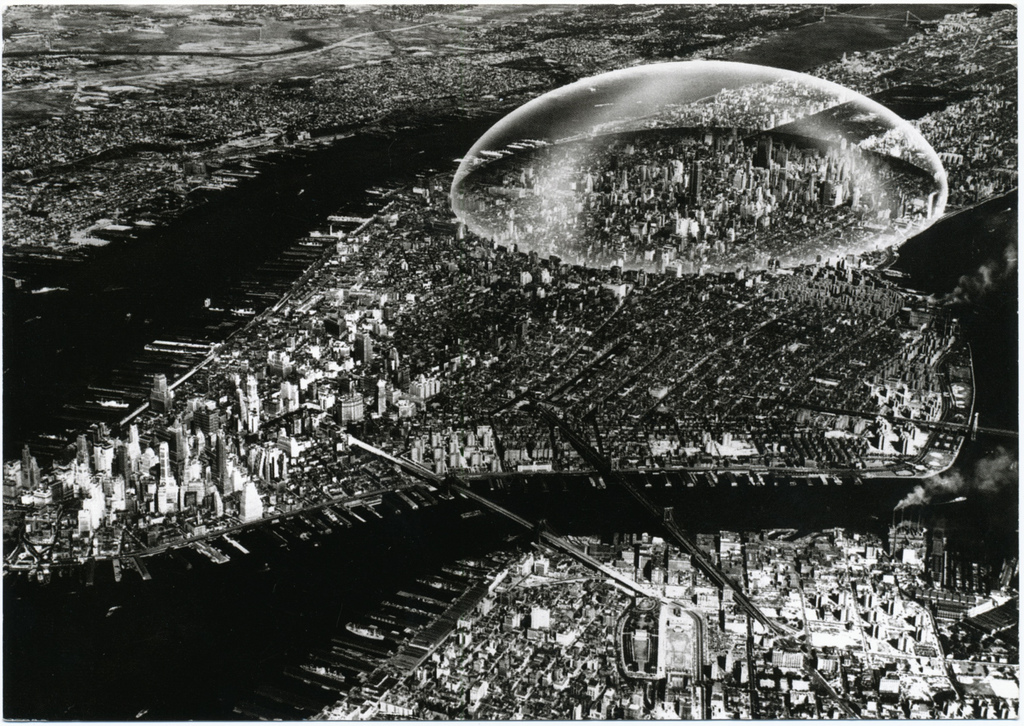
[2,4,1018,721]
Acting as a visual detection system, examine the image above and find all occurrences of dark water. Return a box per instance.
[497,475,918,537]
[894,191,1019,430]
[726,5,965,72]
[2,35,1018,719]
[893,191,1019,566]
[3,114,501,460]
[3,193,1017,722]
[0,480,923,720]
[3,500,520,720]
[4,467,1014,719]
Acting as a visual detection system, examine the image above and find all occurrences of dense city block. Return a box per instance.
[2,4,1017,722]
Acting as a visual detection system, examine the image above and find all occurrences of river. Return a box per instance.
[4,8,1017,718]
[3,114,501,459]
[2,5,974,460]
[6,177,1015,720]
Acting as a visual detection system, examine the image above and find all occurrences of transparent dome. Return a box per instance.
[452,60,947,273]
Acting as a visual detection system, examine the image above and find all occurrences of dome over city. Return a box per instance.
[452,60,948,273]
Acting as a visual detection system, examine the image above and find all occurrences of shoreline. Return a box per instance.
[1,98,528,279]
[2,178,1001,578]
[7,473,924,582]
[114,208,390,431]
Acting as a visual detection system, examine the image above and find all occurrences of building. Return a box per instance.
[150,373,173,414]
[771,649,804,670]
[195,402,220,436]
[409,374,441,401]
[338,393,364,423]
[240,479,264,522]
[355,333,374,367]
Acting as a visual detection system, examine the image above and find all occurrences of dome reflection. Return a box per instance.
[452,61,947,273]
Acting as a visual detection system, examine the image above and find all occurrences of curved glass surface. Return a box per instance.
[452,60,947,273]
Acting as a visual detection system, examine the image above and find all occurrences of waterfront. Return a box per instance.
[4,460,1015,720]
[3,495,518,720]
[2,4,978,462]
[3,113,501,460]
[3,6,1016,719]
[893,191,1018,434]
[0,478,921,719]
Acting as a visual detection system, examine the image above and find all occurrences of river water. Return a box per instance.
[1,5,973,459]
[4,9,1017,718]
[3,114,501,459]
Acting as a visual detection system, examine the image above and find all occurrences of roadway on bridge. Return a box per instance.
[346,433,706,706]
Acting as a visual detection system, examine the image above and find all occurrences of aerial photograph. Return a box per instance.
[1,2,1018,720]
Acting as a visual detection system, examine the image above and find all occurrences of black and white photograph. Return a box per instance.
[2,2,1018,720]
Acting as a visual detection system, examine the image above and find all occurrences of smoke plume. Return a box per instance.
[896,446,1018,509]
[932,240,1017,307]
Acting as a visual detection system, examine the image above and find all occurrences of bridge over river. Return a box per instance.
[348,425,864,718]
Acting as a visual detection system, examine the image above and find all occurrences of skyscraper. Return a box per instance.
[355,333,374,367]
[174,421,189,471]
[689,161,703,202]
[216,434,229,494]
[76,433,90,469]
[116,443,130,482]
[158,441,174,487]
[244,374,261,433]
[245,374,259,405]
[20,445,39,490]
[150,373,173,414]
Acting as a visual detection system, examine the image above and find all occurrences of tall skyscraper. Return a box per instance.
[94,440,114,477]
[150,373,173,414]
[689,161,703,202]
[158,441,174,487]
[355,333,374,367]
[244,374,262,433]
[154,442,173,515]
[174,421,189,471]
[19,446,40,490]
[76,433,90,469]
[116,443,130,482]
[216,434,229,494]
[245,374,259,405]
